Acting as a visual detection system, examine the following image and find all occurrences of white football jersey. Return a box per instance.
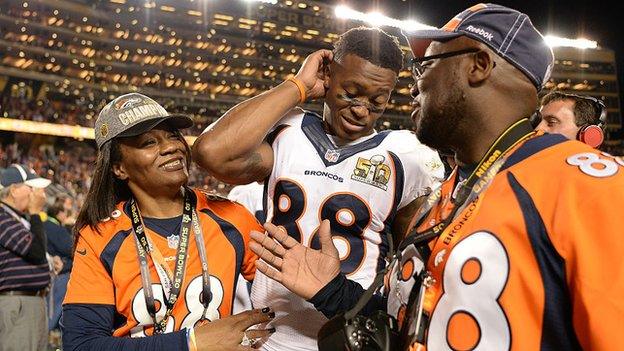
[251,109,443,351]
[227,182,266,314]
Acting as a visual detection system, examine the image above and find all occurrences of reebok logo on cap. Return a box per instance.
[465,25,494,41]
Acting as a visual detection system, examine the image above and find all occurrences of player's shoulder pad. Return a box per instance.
[383,130,427,153]
[275,107,306,128]
[385,130,444,176]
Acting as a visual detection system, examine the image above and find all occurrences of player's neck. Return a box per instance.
[130,185,185,219]
[455,114,516,167]
[455,140,493,169]
[322,120,375,147]
[455,117,527,168]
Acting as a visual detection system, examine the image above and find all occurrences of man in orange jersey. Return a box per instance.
[247,4,624,350]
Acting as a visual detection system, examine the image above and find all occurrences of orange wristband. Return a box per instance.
[287,77,306,104]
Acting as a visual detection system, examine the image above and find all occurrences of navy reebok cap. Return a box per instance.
[404,3,554,90]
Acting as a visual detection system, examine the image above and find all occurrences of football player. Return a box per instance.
[193,27,443,350]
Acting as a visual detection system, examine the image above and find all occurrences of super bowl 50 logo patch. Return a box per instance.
[351,155,391,190]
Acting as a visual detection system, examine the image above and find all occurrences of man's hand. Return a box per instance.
[27,188,46,215]
[52,255,63,275]
[294,49,333,101]
[250,220,341,300]
[194,308,275,351]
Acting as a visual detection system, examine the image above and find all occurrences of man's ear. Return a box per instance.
[468,50,495,85]
[8,185,18,199]
[112,163,128,180]
[323,61,332,90]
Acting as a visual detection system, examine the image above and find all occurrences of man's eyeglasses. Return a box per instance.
[411,48,482,80]
[337,93,386,114]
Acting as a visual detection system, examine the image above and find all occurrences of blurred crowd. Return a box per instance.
[0,141,234,212]
[0,88,409,135]
[0,94,220,135]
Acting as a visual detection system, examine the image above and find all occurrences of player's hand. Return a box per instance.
[27,188,46,215]
[194,308,275,351]
[250,220,341,300]
[294,49,333,101]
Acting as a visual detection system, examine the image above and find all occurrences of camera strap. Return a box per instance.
[398,118,535,251]
[342,118,534,322]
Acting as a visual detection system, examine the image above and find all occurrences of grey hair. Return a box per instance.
[0,186,12,200]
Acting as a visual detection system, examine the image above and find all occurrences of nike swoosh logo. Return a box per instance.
[76,248,87,256]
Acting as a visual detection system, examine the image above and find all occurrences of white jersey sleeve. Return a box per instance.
[387,131,444,209]
[227,182,265,215]
[267,107,306,140]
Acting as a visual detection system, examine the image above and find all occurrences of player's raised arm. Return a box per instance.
[192,49,333,184]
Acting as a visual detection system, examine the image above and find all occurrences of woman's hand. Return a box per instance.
[194,308,275,350]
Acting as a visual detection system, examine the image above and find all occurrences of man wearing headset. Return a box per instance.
[536,91,606,148]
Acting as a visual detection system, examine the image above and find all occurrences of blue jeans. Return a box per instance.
[47,272,69,331]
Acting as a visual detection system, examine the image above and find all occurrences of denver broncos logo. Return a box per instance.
[114,96,142,110]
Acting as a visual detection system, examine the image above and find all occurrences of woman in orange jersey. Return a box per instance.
[62,93,274,351]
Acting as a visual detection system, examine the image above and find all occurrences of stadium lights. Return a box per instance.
[544,35,598,49]
[335,5,435,32]
[335,5,598,48]
[241,0,278,4]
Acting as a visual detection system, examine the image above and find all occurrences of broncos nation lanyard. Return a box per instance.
[130,188,212,334]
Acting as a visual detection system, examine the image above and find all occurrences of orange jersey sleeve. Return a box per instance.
[198,191,262,282]
[64,224,116,305]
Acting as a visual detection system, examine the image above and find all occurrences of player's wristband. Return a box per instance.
[286,77,306,104]
[186,327,198,351]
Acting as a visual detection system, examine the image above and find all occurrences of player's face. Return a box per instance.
[537,99,580,140]
[324,54,397,142]
[113,124,190,194]
[411,41,468,151]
